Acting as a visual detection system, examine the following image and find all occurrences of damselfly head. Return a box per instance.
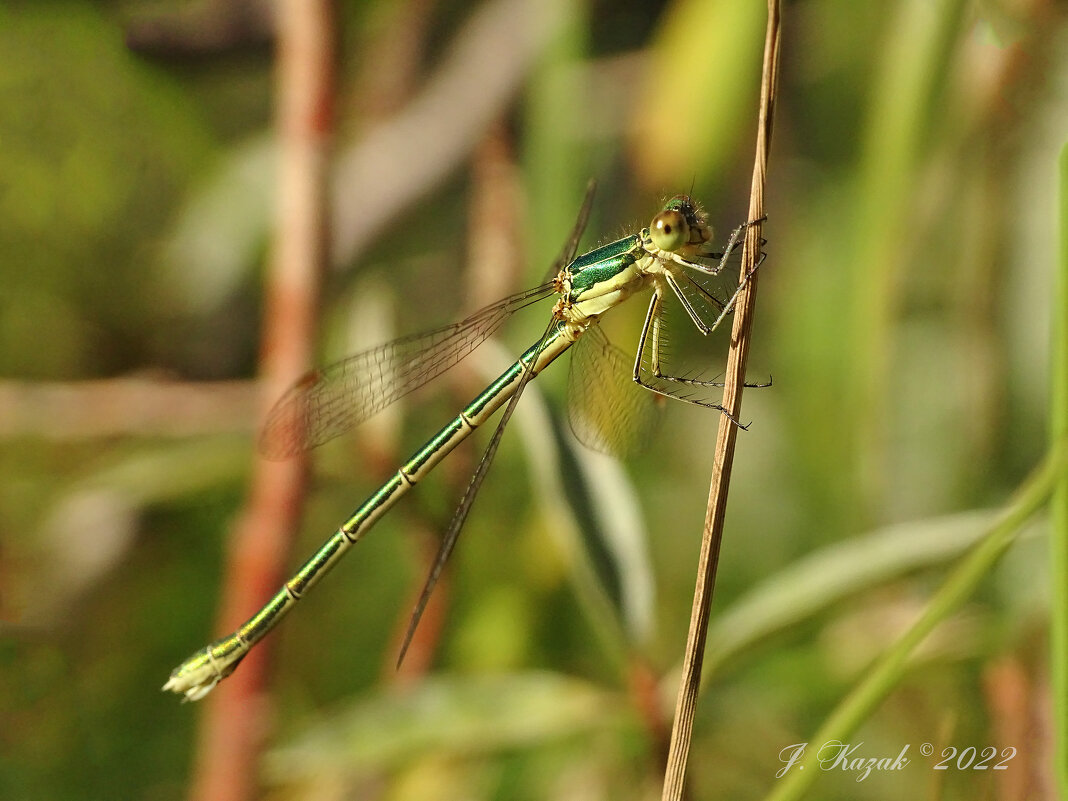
[650,195,712,252]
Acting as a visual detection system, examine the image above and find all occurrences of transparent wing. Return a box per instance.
[397,318,560,665]
[260,282,557,459]
[568,326,663,457]
[397,185,601,662]
[541,179,597,282]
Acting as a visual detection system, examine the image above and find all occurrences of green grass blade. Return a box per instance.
[763,440,1068,801]
[1051,140,1068,797]
[697,509,1005,681]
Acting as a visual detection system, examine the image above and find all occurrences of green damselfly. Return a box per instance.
[165,186,763,700]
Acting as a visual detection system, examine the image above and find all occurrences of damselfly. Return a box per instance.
[164,185,764,700]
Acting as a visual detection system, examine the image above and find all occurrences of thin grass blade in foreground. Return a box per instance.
[660,2,781,799]
[1050,140,1068,798]
[763,438,1068,801]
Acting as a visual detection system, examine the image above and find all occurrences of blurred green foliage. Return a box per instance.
[1,1,1066,800]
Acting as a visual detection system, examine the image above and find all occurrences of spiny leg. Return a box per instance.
[708,249,768,330]
[631,290,749,428]
[649,372,772,391]
[644,285,770,392]
[642,296,773,390]
[654,218,768,346]
[631,290,660,384]
[685,216,767,277]
[664,272,712,334]
[652,253,772,392]
[668,250,769,347]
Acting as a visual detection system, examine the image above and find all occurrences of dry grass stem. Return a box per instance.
[660,2,781,799]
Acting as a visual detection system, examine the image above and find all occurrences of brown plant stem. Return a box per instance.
[660,2,781,799]
[185,2,334,801]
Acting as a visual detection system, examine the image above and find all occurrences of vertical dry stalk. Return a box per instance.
[660,3,781,800]
[186,3,335,801]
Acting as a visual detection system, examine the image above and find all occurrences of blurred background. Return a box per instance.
[1,1,1066,799]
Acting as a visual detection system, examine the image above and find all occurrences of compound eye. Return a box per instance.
[650,209,690,252]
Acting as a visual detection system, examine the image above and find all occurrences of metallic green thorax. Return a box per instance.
[565,235,641,297]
